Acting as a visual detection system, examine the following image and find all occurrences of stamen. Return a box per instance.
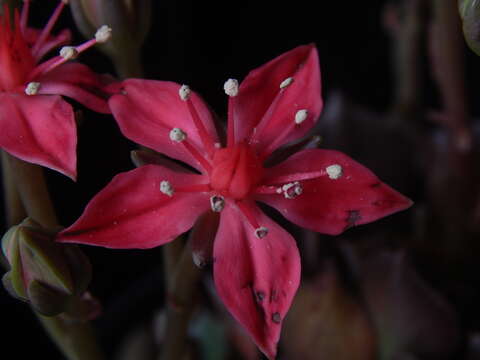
[282,182,303,199]
[59,46,78,60]
[181,140,213,173]
[236,201,262,233]
[254,185,281,195]
[225,79,239,147]
[20,0,30,32]
[266,170,327,185]
[169,128,187,142]
[32,0,67,57]
[280,77,294,89]
[179,85,191,101]
[25,82,40,95]
[294,109,308,124]
[210,195,225,212]
[160,180,174,196]
[95,25,112,43]
[326,164,343,180]
[255,227,269,239]
[224,79,239,97]
[180,86,215,156]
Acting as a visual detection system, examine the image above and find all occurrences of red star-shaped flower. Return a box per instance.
[0,0,112,179]
[57,44,412,358]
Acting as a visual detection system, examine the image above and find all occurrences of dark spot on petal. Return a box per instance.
[256,291,265,302]
[370,182,381,188]
[272,312,282,324]
[346,210,362,229]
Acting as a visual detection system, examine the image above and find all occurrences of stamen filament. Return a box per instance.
[258,120,296,160]
[248,90,286,145]
[254,185,281,195]
[186,99,216,157]
[236,201,260,230]
[28,38,97,80]
[32,0,66,57]
[227,96,236,146]
[266,170,327,185]
[182,140,213,174]
[20,0,30,32]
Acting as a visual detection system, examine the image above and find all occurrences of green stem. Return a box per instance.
[5,153,57,228]
[161,239,202,360]
[1,151,26,227]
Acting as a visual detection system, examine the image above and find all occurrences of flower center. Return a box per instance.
[210,143,263,199]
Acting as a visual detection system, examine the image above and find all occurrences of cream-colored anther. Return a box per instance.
[224,79,239,97]
[255,227,269,239]
[294,109,308,125]
[25,82,41,95]
[169,128,187,142]
[160,180,174,196]
[282,181,303,199]
[280,77,294,89]
[95,25,112,43]
[179,85,191,101]
[210,195,225,212]
[60,46,78,60]
[326,164,343,180]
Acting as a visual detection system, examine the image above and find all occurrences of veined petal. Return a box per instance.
[0,93,76,179]
[109,79,219,172]
[233,44,322,154]
[35,62,111,113]
[57,165,211,248]
[213,201,300,359]
[256,149,413,235]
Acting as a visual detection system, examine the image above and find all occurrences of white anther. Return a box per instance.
[280,77,294,89]
[214,142,222,149]
[276,187,283,194]
[282,181,303,199]
[95,25,112,43]
[60,46,78,60]
[25,82,41,95]
[179,85,191,101]
[255,227,269,239]
[169,128,187,142]
[224,78,239,97]
[160,180,174,196]
[294,109,308,125]
[210,195,225,212]
[326,164,343,180]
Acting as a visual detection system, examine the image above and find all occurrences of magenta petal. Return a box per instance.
[57,165,211,248]
[0,93,76,179]
[234,44,322,154]
[35,63,110,113]
[257,149,413,235]
[213,201,300,359]
[109,79,219,172]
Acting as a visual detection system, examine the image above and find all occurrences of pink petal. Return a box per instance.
[109,79,219,172]
[0,93,76,179]
[213,201,300,359]
[233,44,322,155]
[256,149,413,235]
[57,165,211,248]
[35,63,110,113]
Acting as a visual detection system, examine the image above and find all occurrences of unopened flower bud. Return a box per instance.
[1,218,92,316]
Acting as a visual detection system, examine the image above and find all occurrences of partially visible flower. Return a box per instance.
[0,0,112,179]
[57,44,412,358]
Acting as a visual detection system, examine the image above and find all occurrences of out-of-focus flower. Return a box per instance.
[2,218,93,317]
[0,0,112,179]
[459,0,480,56]
[57,44,412,358]
[69,0,151,77]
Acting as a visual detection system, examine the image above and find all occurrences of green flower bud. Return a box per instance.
[69,0,152,77]
[2,219,92,316]
[459,0,480,55]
